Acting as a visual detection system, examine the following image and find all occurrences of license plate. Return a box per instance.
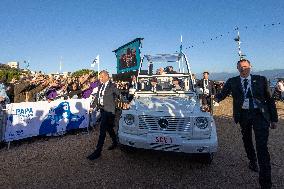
[152,136,174,144]
[148,134,179,144]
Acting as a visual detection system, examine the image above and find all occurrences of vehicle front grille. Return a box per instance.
[138,115,191,132]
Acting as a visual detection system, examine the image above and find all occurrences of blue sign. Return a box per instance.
[39,101,85,135]
[4,99,90,142]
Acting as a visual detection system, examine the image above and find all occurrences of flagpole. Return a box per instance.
[179,35,182,72]
[98,59,100,75]
[91,55,100,76]
[234,28,245,60]
[59,56,62,73]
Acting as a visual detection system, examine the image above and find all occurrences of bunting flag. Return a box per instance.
[184,22,281,50]
[91,55,99,68]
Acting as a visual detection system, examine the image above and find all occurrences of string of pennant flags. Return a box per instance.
[90,22,281,71]
[184,22,281,50]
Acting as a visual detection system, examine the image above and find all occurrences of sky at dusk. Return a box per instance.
[0,0,283,75]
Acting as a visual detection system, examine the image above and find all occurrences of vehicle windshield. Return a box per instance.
[141,53,189,75]
[136,53,195,92]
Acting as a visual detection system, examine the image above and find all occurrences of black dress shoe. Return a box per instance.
[260,185,272,189]
[107,143,118,150]
[87,151,101,160]
[248,161,259,172]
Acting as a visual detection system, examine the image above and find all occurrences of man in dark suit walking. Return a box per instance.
[196,71,216,111]
[87,70,122,160]
[215,59,278,189]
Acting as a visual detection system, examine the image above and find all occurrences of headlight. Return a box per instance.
[124,114,135,125]
[195,117,208,129]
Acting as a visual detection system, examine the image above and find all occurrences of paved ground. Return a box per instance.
[0,98,283,189]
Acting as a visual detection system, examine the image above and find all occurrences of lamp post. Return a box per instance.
[234,28,246,60]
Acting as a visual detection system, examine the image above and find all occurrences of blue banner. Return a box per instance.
[114,38,143,74]
[4,99,91,142]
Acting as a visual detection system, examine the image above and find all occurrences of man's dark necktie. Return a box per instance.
[243,79,254,110]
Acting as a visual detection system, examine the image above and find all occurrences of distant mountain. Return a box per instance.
[254,69,284,80]
[196,69,284,81]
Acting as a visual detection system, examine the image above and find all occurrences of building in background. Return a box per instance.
[49,71,72,79]
[7,61,20,69]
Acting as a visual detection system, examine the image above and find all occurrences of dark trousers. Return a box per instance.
[95,110,117,152]
[239,109,271,188]
[201,95,212,109]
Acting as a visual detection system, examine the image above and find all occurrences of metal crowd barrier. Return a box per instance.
[0,105,7,143]
[0,99,94,149]
[0,96,130,150]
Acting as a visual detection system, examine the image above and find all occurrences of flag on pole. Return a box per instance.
[91,55,100,68]
[59,62,61,71]
[180,35,183,52]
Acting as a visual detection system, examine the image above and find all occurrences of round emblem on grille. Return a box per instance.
[158,118,169,129]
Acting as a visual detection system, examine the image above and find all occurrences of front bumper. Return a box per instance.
[118,129,218,154]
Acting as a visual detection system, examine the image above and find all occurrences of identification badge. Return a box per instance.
[99,97,104,106]
[204,89,209,95]
[242,98,249,109]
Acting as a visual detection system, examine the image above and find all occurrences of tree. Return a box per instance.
[71,69,97,77]
[0,67,21,82]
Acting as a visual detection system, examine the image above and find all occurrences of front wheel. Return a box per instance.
[199,153,214,164]
[119,144,137,154]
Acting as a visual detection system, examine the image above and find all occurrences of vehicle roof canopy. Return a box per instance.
[144,53,181,63]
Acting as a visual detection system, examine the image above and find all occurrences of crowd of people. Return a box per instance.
[0,68,227,112]
[273,78,284,101]
[1,68,281,112]
[0,73,100,107]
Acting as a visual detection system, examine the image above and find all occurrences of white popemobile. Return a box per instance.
[118,52,218,163]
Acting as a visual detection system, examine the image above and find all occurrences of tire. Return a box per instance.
[119,144,137,154]
[199,153,214,164]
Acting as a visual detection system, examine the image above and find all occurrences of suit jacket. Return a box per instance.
[93,81,121,114]
[215,75,278,123]
[196,79,216,95]
[129,82,141,90]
